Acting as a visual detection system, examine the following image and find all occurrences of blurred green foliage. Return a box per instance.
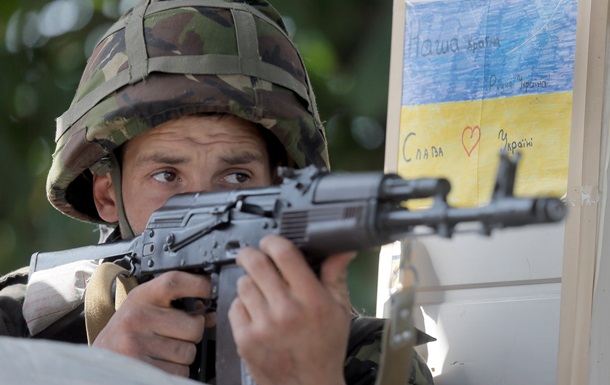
[0,0,392,315]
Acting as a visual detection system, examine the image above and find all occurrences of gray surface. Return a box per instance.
[0,337,202,385]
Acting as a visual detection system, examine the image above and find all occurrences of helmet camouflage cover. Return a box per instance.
[48,0,329,224]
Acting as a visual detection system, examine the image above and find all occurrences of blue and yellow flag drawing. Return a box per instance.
[398,0,577,207]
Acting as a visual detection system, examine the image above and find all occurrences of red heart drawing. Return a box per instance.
[462,125,481,157]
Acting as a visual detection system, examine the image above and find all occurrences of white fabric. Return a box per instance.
[23,260,99,335]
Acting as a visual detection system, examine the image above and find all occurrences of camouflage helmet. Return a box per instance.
[48,0,329,224]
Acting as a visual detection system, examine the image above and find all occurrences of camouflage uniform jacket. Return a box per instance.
[0,268,434,385]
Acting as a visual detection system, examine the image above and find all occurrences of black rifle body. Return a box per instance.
[31,155,565,275]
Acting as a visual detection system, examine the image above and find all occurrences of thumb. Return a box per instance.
[319,251,356,301]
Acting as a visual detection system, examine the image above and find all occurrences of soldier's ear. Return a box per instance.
[92,173,119,223]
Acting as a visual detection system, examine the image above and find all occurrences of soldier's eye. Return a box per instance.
[152,170,178,183]
[223,172,250,185]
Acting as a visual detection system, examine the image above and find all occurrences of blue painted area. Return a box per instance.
[402,0,578,106]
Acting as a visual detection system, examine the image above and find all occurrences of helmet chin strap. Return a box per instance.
[108,152,136,240]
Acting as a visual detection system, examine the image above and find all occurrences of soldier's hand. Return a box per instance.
[229,234,354,385]
[92,271,212,377]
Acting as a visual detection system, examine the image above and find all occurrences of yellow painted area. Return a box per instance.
[397,92,572,208]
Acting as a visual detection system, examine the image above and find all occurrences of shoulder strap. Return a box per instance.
[84,262,138,344]
[375,285,416,385]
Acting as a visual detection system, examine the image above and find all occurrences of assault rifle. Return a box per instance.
[29,152,566,385]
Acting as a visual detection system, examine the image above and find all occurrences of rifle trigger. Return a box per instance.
[210,272,220,302]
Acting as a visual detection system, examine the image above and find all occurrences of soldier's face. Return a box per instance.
[92,115,272,235]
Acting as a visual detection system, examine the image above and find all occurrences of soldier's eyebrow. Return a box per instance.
[134,152,189,166]
[218,152,264,166]
[133,151,265,167]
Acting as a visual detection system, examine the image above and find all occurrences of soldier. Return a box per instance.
[0,1,434,384]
